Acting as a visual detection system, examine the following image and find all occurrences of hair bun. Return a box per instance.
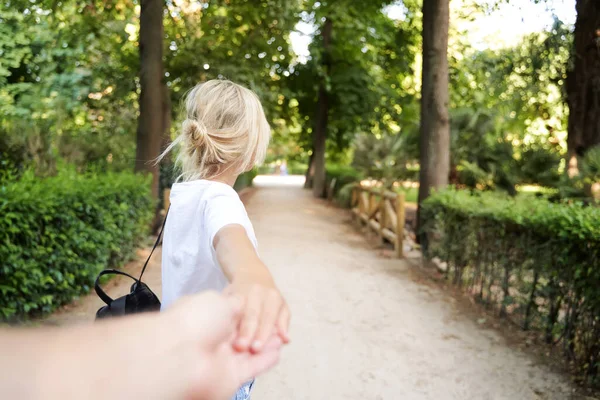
[183,118,209,146]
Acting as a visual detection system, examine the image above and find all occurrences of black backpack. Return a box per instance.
[94,209,168,320]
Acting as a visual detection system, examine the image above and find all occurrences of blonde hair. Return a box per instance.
[159,79,271,181]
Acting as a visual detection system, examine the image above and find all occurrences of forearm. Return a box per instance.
[0,315,177,400]
[0,328,53,399]
[0,325,100,400]
[215,225,275,286]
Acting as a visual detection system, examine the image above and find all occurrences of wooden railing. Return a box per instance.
[351,185,406,258]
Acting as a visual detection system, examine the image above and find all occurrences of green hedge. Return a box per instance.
[0,171,154,320]
[422,190,600,386]
[234,169,258,192]
[325,164,362,202]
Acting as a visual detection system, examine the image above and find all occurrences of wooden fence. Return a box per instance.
[351,185,406,258]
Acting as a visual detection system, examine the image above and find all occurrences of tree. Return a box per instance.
[566,0,600,176]
[417,0,451,244]
[311,17,333,198]
[135,0,164,199]
[293,0,419,196]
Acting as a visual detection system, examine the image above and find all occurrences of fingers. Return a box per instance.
[251,290,283,352]
[169,292,243,347]
[238,348,281,384]
[261,334,283,352]
[276,303,291,343]
[235,287,262,351]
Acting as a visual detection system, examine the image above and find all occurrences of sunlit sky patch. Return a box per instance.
[290,0,576,62]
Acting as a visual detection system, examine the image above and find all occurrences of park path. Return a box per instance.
[45,175,575,399]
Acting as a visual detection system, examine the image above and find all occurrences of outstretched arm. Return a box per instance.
[0,292,281,400]
[214,224,291,353]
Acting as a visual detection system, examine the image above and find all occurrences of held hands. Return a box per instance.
[213,224,292,354]
[224,277,291,353]
[165,292,283,400]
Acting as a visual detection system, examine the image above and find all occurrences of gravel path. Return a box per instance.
[45,175,576,400]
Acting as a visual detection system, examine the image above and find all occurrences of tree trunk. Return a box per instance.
[161,80,172,152]
[416,0,451,245]
[135,0,164,199]
[312,18,333,198]
[304,149,315,188]
[566,0,600,177]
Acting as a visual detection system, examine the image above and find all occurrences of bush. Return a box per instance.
[0,171,154,320]
[326,164,362,191]
[234,169,258,192]
[422,190,600,387]
[287,160,307,175]
[325,164,362,205]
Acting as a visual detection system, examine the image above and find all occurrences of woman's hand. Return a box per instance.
[214,224,291,352]
[224,279,291,352]
[166,292,283,400]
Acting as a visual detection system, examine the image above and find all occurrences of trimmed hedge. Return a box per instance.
[422,190,600,386]
[325,164,362,203]
[0,171,154,320]
[234,169,258,192]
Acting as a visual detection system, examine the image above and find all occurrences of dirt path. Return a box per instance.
[45,175,575,399]
[249,176,573,400]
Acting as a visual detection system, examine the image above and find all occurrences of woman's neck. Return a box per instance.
[209,171,239,187]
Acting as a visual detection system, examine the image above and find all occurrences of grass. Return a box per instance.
[393,184,557,204]
[395,186,419,203]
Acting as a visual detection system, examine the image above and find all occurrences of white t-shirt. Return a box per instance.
[160,180,257,310]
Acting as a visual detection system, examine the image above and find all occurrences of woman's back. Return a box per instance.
[161,179,257,310]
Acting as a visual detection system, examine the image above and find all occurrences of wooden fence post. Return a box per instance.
[368,190,375,236]
[327,178,337,202]
[378,187,385,245]
[396,192,405,258]
[358,187,364,226]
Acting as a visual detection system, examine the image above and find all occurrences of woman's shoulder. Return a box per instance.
[173,180,237,196]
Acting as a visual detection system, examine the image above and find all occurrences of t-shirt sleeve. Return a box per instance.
[204,189,256,250]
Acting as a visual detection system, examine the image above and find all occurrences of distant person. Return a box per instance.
[280,160,288,176]
[157,79,290,400]
[1,292,282,400]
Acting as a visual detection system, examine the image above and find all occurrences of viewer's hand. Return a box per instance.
[224,279,291,353]
[164,292,283,400]
[16,292,280,400]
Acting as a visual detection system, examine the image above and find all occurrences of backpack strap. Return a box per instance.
[94,269,138,306]
[138,205,170,282]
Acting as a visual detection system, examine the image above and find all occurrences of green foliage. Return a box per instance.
[1,0,302,174]
[422,189,600,386]
[395,185,418,203]
[233,169,258,192]
[352,131,418,187]
[447,18,571,190]
[164,0,301,126]
[290,0,420,156]
[0,2,139,173]
[581,146,600,182]
[0,170,154,320]
[326,164,362,188]
[516,145,562,187]
[325,164,362,206]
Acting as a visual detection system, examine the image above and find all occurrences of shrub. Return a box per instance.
[422,189,600,387]
[351,132,417,187]
[234,169,258,192]
[287,161,307,175]
[325,164,362,205]
[326,164,362,191]
[0,170,154,320]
